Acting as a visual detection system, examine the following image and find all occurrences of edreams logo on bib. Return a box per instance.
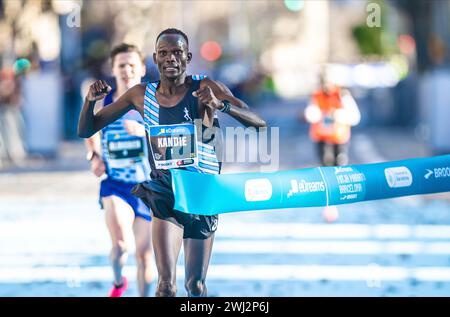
[384,166,413,188]
[244,178,273,202]
[158,127,188,135]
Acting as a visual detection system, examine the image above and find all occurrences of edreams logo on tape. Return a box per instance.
[287,179,326,198]
[244,178,273,202]
[384,166,413,188]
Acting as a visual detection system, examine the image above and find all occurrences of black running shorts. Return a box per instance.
[131,170,218,239]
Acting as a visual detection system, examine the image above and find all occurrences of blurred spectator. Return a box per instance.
[303,69,361,166]
[303,69,362,223]
[0,63,29,168]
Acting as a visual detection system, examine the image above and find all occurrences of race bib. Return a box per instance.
[104,131,151,183]
[107,136,145,168]
[148,123,198,169]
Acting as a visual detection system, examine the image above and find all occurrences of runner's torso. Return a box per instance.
[143,75,222,178]
[101,90,152,183]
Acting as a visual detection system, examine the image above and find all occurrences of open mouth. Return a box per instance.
[164,66,178,72]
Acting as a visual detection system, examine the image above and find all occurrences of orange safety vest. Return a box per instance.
[309,87,351,144]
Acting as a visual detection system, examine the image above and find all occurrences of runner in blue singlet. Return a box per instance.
[83,44,153,297]
[78,29,266,297]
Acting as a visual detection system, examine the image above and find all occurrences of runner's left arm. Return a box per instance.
[194,78,267,128]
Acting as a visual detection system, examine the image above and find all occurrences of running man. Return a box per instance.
[83,43,153,297]
[78,28,266,296]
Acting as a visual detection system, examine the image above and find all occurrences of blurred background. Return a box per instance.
[1,0,450,296]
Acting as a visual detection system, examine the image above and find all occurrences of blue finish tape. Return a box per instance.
[171,155,450,215]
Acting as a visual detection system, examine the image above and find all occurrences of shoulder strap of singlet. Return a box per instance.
[144,82,159,126]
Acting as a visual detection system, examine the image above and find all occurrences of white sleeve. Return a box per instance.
[304,103,322,124]
[334,93,361,126]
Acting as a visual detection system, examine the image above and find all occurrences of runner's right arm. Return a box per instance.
[82,100,105,177]
[78,80,142,138]
[124,120,146,137]
[85,134,105,177]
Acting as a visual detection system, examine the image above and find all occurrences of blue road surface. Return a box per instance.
[1,101,449,296]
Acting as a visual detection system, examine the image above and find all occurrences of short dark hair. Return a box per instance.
[156,28,189,47]
[110,43,144,65]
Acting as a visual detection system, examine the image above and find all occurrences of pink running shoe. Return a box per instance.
[108,276,128,297]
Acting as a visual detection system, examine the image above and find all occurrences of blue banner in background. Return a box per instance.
[171,155,450,216]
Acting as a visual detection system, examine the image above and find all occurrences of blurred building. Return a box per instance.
[0,0,449,157]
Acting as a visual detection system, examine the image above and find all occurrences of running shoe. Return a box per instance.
[108,276,128,297]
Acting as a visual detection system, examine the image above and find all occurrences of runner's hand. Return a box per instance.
[124,120,146,137]
[192,85,222,110]
[91,155,105,177]
[86,80,112,102]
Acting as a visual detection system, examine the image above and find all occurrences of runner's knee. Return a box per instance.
[135,249,152,265]
[111,240,128,258]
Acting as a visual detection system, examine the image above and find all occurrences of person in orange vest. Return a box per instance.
[304,71,361,222]
[304,72,360,167]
